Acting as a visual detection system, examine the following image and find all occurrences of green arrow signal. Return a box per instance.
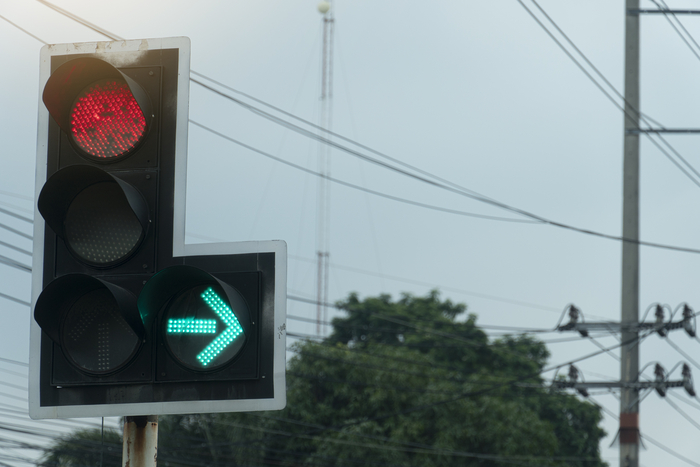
[167,318,217,334]
[166,287,245,367]
[198,287,245,366]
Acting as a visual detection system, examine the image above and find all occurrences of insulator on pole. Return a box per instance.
[683,363,696,397]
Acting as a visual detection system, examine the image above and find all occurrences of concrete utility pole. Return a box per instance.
[620,1,640,466]
[122,415,158,467]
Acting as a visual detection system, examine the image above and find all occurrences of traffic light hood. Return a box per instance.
[138,265,253,334]
[42,57,153,137]
[38,165,150,267]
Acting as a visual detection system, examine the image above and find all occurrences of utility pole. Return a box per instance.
[620,0,640,466]
[122,416,158,467]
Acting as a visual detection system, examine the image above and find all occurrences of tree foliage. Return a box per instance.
[38,428,121,467]
[38,291,607,467]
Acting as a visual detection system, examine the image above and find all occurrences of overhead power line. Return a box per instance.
[0,255,31,274]
[192,114,700,254]
[519,0,700,190]
[0,240,31,256]
[0,291,29,307]
[22,0,700,256]
[287,294,650,374]
[0,207,32,224]
[189,120,537,224]
[650,0,700,62]
[0,222,31,241]
[35,0,122,41]
[288,253,563,313]
[589,394,700,467]
[0,13,47,45]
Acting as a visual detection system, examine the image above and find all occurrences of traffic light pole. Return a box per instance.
[620,1,640,466]
[123,416,158,467]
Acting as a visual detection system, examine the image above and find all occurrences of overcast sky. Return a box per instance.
[3,0,700,465]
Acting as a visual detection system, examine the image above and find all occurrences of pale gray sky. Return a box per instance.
[2,0,700,465]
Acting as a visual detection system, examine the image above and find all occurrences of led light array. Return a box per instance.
[201,287,239,327]
[197,326,243,366]
[167,318,217,334]
[70,80,146,159]
[196,287,244,366]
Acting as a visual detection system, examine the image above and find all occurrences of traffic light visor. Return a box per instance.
[34,274,145,375]
[139,266,252,372]
[38,166,150,267]
[43,57,152,161]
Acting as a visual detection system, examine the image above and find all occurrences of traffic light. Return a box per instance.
[29,38,287,419]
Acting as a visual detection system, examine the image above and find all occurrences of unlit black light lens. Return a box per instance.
[63,182,144,266]
[62,288,140,374]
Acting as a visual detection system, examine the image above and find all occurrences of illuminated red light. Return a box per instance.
[70,80,146,159]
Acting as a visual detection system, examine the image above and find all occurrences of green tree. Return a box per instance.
[38,291,607,467]
[266,291,606,467]
[38,428,121,467]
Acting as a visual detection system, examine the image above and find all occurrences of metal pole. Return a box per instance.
[316,13,330,336]
[316,9,334,336]
[122,415,158,467]
[620,1,640,466]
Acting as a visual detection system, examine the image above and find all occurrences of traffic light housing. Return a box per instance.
[29,38,287,419]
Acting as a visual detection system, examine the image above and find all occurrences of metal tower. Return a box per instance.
[316,1,334,334]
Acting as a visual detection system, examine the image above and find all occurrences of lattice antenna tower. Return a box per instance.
[316,0,334,335]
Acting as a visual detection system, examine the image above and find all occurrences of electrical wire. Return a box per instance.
[0,255,31,274]
[664,396,700,433]
[0,391,27,402]
[31,0,519,223]
[589,394,700,467]
[191,113,700,254]
[0,223,31,241]
[13,1,700,258]
[287,294,564,349]
[586,335,621,362]
[0,368,27,379]
[261,332,650,451]
[287,253,564,314]
[287,346,494,385]
[31,0,542,232]
[34,0,121,41]
[0,256,570,347]
[287,312,557,336]
[204,334,648,464]
[663,337,700,371]
[0,208,32,225]
[0,291,30,307]
[20,408,600,467]
[0,240,31,257]
[0,381,27,392]
[287,330,610,346]
[189,120,538,224]
[0,228,573,326]
[0,357,28,368]
[641,435,700,467]
[667,390,700,412]
[0,13,46,45]
[8,5,685,463]
[650,0,700,62]
[285,341,577,390]
[520,0,700,190]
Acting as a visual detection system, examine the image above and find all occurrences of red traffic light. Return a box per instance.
[71,79,147,159]
[43,57,152,161]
